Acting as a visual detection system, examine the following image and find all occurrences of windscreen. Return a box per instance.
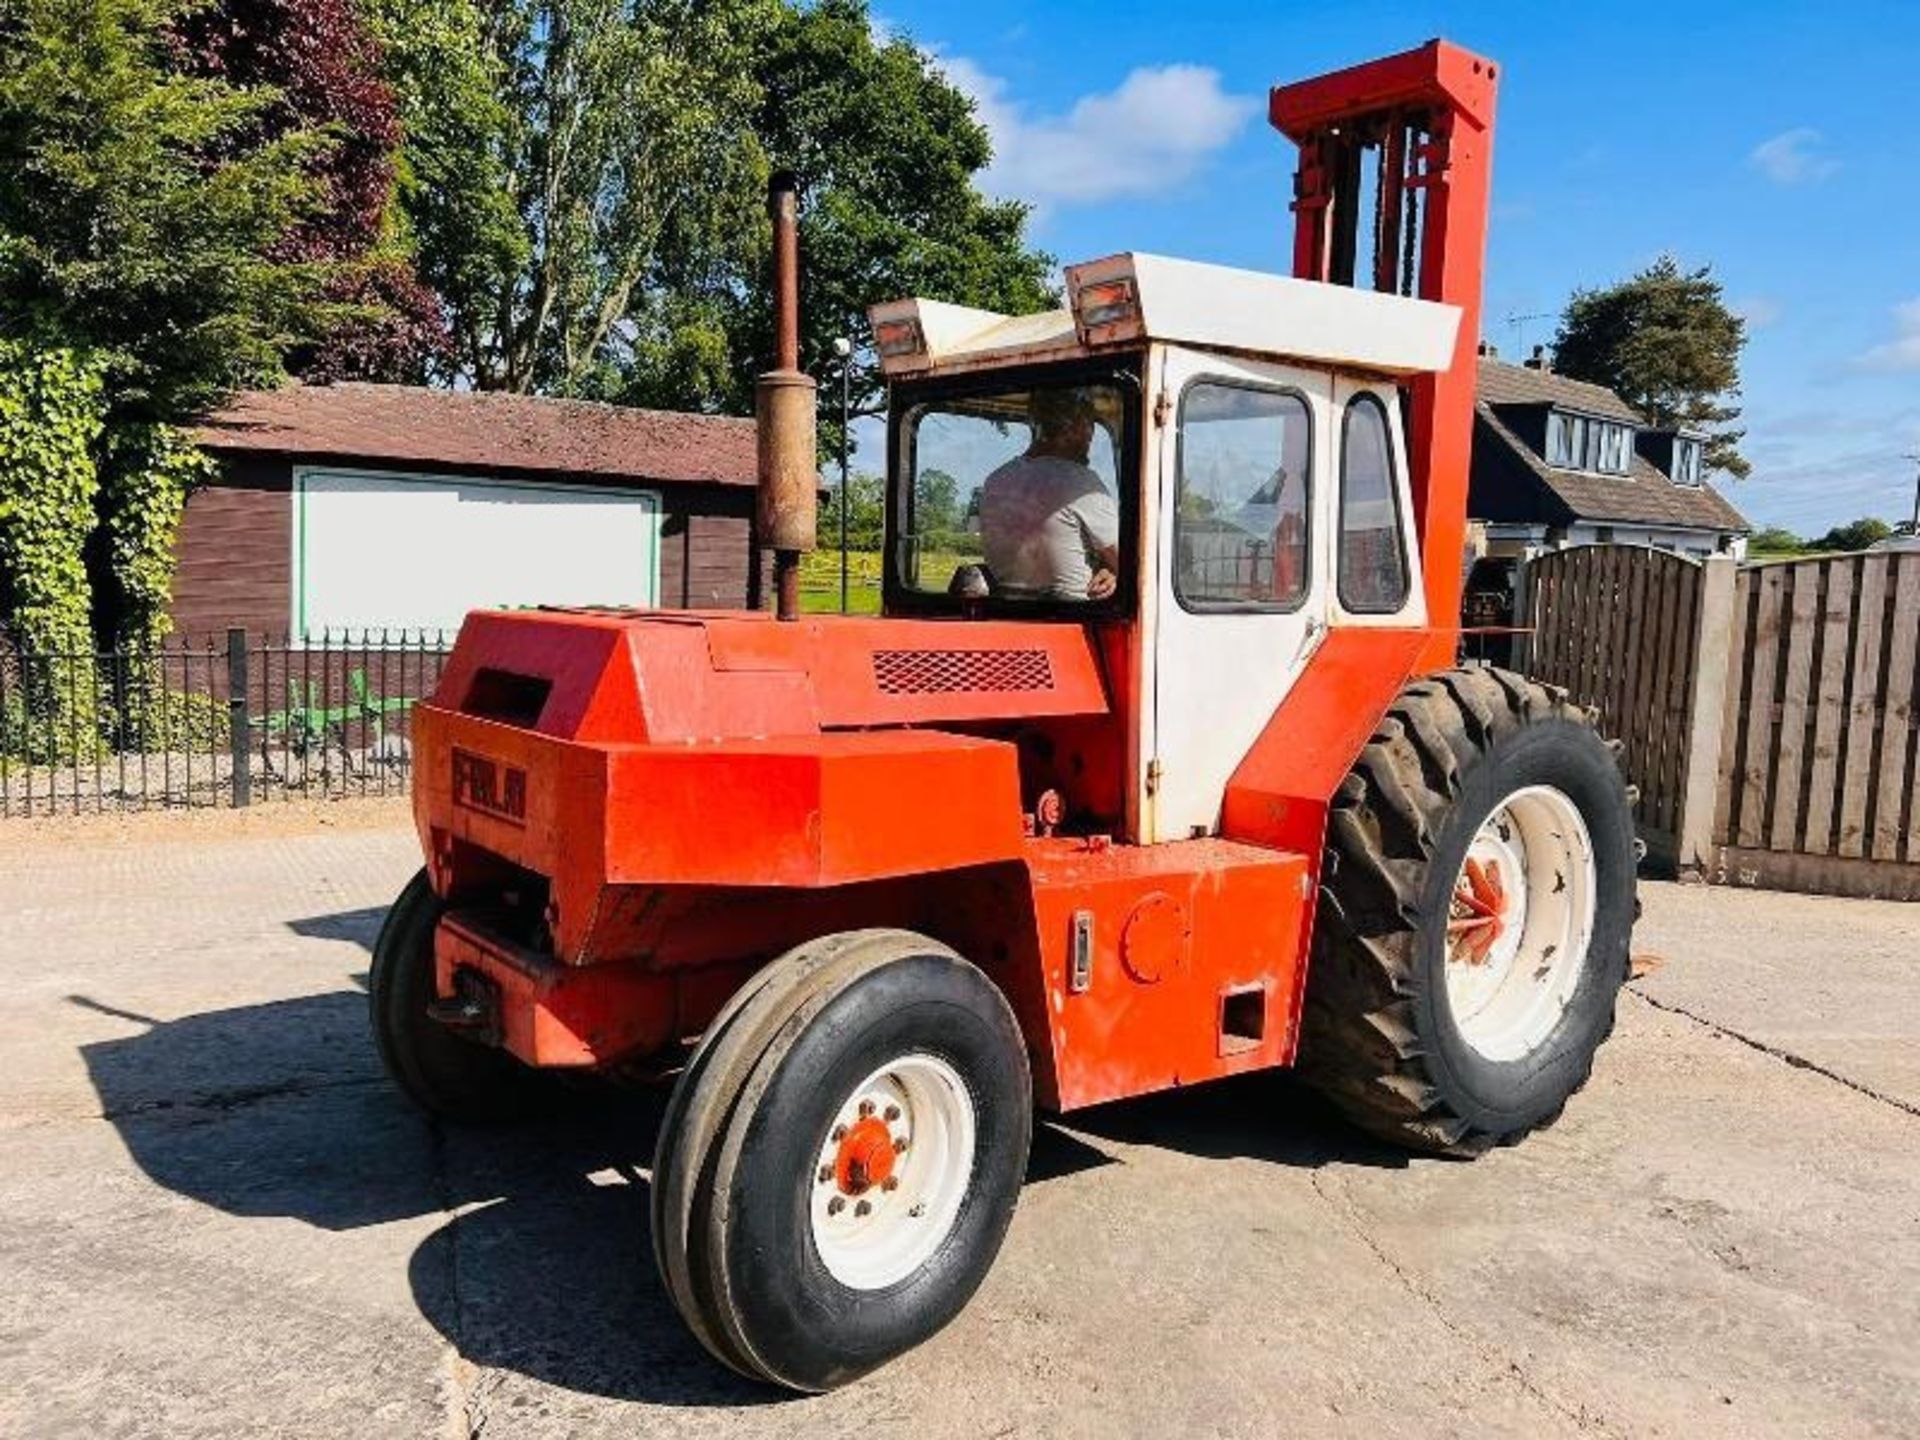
[895,379,1129,606]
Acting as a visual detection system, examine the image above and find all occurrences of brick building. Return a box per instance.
[183,383,764,639]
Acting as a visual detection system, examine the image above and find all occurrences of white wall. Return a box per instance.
[292,467,661,639]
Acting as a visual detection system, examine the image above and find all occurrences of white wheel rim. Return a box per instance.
[808,1053,977,1291]
[1444,784,1597,1063]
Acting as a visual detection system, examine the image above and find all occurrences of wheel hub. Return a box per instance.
[1442,785,1597,1063]
[809,1054,977,1291]
[832,1115,898,1196]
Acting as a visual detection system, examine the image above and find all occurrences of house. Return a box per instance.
[183,382,765,640]
[1470,348,1749,564]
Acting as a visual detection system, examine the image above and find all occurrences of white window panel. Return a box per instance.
[293,468,661,640]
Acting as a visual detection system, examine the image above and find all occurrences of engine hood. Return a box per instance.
[429,607,1112,744]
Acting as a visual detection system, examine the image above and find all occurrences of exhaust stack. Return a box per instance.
[757,171,818,621]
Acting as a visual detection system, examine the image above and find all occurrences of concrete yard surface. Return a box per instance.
[1,803,1915,1438]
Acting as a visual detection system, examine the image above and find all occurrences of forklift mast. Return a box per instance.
[1269,39,1498,669]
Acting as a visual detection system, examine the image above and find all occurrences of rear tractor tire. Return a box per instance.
[368,869,548,1123]
[1300,667,1638,1156]
[650,929,1032,1392]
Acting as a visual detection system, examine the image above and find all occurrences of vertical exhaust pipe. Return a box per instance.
[758,171,817,621]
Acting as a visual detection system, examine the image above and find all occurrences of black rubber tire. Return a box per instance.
[368,869,547,1123]
[1299,667,1638,1157]
[651,930,1032,1392]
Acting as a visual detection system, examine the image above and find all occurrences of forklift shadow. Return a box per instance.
[287,906,388,953]
[70,975,1394,1407]
[1055,1069,1414,1171]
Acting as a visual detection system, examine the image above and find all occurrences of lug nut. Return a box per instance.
[831,1125,847,1142]
[827,1196,845,1215]
[893,1136,909,1153]
[881,1176,899,1192]
[818,1165,833,1183]
[883,1105,900,1122]
[858,1100,875,1118]
[854,1200,872,1217]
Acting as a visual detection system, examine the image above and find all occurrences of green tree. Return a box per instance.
[912,466,962,536]
[369,0,1053,440]
[0,0,332,422]
[1809,517,1893,553]
[0,0,357,651]
[1552,257,1750,479]
[1747,526,1805,556]
[824,471,885,550]
[362,0,527,387]
[366,0,769,394]
[634,0,1056,438]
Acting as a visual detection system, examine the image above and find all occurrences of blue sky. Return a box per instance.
[873,0,1920,536]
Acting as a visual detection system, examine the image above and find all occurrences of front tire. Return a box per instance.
[1300,667,1637,1156]
[651,930,1031,1392]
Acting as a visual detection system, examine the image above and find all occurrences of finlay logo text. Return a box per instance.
[452,748,527,826]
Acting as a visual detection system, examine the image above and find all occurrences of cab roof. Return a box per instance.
[869,252,1462,382]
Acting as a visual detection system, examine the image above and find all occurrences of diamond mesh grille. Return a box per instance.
[872,648,1055,695]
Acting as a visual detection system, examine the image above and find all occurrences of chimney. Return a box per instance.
[1524,343,1551,372]
[756,172,817,621]
[1477,340,1499,360]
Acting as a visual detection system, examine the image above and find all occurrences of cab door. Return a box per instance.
[1143,346,1333,841]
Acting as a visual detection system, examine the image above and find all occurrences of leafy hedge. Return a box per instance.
[100,422,216,651]
[0,343,103,657]
[0,343,105,743]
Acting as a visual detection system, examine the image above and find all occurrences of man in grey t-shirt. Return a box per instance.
[978,389,1120,601]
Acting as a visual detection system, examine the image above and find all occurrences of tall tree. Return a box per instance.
[368,0,1053,426]
[368,0,769,393]
[1552,256,1750,479]
[176,0,447,382]
[0,0,331,421]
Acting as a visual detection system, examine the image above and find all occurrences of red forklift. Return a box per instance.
[371,39,1636,1391]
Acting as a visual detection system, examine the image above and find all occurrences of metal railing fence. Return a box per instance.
[0,627,452,818]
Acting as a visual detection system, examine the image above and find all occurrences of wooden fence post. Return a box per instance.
[1676,555,1737,876]
[1509,553,1533,674]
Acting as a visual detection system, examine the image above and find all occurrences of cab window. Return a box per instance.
[1174,382,1311,610]
[1337,393,1409,613]
[895,379,1129,606]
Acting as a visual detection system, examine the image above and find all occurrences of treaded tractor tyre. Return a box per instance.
[650,930,1032,1392]
[1300,667,1637,1156]
[368,869,547,1123]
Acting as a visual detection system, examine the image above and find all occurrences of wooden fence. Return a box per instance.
[1714,552,1920,897]
[1523,544,1920,900]
[1521,545,1718,872]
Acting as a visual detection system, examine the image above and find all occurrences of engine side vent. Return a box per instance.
[461,668,553,727]
[872,648,1055,695]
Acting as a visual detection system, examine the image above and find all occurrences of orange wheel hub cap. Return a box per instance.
[1447,857,1507,966]
[833,1116,898,1196]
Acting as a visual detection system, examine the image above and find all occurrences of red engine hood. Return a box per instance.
[429,607,1112,744]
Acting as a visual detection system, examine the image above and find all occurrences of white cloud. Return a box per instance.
[938,56,1257,210]
[1749,128,1839,185]
[1855,298,1920,372]
[1732,296,1782,329]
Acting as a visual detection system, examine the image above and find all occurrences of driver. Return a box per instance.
[978,388,1119,601]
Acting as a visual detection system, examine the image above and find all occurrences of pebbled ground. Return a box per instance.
[1,802,1915,1439]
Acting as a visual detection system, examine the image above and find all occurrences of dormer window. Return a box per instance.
[1545,410,1634,476]
[1671,436,1704,487]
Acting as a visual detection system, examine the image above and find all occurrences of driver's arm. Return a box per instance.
[1076,492,1121,599]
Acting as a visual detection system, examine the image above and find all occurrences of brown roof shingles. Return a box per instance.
[1475,359,1748,534]
[195,382,757,487]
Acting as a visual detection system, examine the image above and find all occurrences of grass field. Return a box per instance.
[799,548,980,614]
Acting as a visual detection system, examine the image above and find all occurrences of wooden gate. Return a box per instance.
[1714,552,1920,898]
[1522,546,1712,870]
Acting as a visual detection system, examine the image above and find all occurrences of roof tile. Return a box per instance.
[1475,360,1748,533]
[195,382,757,487]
